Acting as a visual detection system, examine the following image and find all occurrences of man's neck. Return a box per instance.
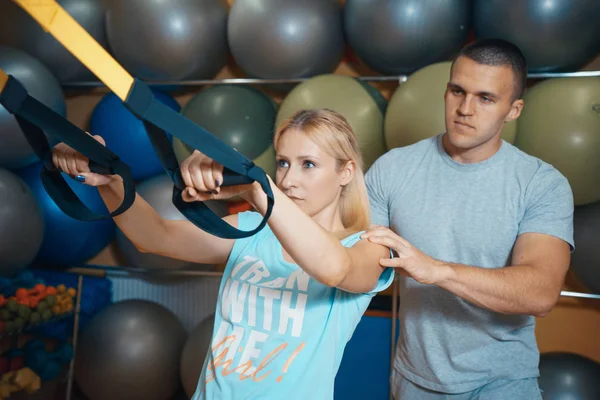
[442,134,502,164]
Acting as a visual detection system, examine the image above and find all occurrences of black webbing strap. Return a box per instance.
[0,74,135,221]
[124,79,274,239]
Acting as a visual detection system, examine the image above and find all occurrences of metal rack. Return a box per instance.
[60,69,600,89]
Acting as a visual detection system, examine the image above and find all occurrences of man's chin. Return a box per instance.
[445,130,473,148]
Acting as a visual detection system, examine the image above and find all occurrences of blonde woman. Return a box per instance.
[52,108,394,399]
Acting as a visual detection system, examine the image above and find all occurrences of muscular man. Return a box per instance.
[363,38,574,399]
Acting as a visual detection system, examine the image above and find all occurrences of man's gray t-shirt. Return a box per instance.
[365,134,574,394]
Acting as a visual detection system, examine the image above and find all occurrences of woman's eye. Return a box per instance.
[277,159,288,168]
[303,161,315,169]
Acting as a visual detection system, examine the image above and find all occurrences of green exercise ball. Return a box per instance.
[384,62,517,150]
[515,77,600,206]
[276,74,386,169]
[175,85,276,159]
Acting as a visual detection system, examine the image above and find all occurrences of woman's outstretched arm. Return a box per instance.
[52,136,235,266]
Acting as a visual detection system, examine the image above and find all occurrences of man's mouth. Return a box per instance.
[454,120,475,130]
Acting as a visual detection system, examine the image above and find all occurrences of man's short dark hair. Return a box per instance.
[453,38,528,100]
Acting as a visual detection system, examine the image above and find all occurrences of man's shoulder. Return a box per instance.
[503,142,572,202]
[504,142,569,185]
[371,135,439,169]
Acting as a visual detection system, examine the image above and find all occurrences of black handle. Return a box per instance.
[221,168,254,186]
[89,160,114,175]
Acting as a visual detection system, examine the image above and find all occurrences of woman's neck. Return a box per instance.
[312,201,345,235]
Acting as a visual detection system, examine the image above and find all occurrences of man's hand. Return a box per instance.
[361,226,452,285]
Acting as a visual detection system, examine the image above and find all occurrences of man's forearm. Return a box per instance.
[436,262,562,317]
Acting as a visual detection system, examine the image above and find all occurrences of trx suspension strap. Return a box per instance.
[11,0,274,239]
[0,68,135,221]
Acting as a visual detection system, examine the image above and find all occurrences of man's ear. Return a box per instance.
[506,98,524,123]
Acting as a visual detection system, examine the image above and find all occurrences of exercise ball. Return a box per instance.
[474,0,600,72]
[104,0,229,80]
[384,62,517,150]
[0,168,44,277]
[75,299,187,400]
[276,74,386,169]
[0,0,107,82]
[570,201,600,293]
[172,85,277,191]
[539,352,600,400]
[89,89,181,181]
[0,46,66,169]
[116,173,227,270]
[15,162,115,267]
[180,314,215,399]
[228,0,345,79]
[514,77,600,206]
[344,0,471,75]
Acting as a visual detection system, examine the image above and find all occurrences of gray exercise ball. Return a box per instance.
[180,314,215,399]
[116,173,228,270]
[0,0,107,82]
[474,0,600,72]
[228,0,345,79]
[0,46,66,169]
[0,168,44,277]
[344,0,471,74]
[104,0,229,80]
[570,201,600,294]
[75,299,187,400]
[539,352,600,399]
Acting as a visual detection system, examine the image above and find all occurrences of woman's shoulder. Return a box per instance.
[339,229,366,248]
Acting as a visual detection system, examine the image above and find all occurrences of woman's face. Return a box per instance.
[275,129,352,217]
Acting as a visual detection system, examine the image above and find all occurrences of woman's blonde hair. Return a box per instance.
[273,108,370,235]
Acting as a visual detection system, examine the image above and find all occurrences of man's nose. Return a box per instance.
[458,95,475,116]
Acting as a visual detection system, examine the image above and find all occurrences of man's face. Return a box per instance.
[444,56,523,158]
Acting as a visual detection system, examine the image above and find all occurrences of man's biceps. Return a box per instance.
[512,234,570,267]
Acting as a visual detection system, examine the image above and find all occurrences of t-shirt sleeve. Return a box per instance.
[342,232,395,297]
[365,152,392,227]
[518,166,575,250]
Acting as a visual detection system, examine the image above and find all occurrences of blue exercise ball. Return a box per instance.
[0,46,66,169]
[15,162,116,267]
[89,89,181,181]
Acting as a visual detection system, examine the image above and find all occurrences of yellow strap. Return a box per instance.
[0,69,8,92]
[11,0,134,100]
